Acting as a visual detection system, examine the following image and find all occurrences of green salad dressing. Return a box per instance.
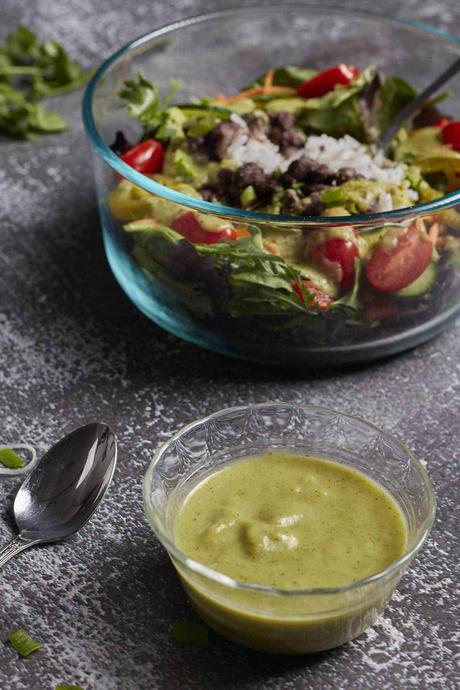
[175,452,406,590]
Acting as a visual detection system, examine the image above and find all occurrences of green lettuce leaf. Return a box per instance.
[126,223,324,319]
[250,65,317,88]
[297,66,376,140]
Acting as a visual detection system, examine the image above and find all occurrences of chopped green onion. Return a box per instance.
[0,448,27,469]
[240,185,257,208]
[7,629,42,657]
[321,187,348,207]
[172,149,197,180]
[172,619,209,647]
[55,684,85,690]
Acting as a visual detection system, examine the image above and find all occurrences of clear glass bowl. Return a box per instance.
[83,5,460,367]
[143,403,435,654]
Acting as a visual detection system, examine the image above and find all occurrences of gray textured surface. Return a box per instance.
[0,1,459,689]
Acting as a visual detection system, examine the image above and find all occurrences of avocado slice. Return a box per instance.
[396,262,437,298]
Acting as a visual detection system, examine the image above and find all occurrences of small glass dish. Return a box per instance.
[143,403,435,654]
[83,5,460,367]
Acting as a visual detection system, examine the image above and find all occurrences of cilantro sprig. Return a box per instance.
[0,26,90,139]
[118,71,182,141]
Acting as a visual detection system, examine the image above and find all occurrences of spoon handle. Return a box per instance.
[0,535,35,568]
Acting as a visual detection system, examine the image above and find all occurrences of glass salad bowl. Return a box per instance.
[83,5,460,367]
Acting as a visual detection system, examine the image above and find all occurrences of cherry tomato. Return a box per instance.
[311,238,358,289]
[434,117,450,129]
[171,212,236,244]
[366,226,432,293]
[297,65,360,99]
[121,139,165,174]
[441,121,460,152]
[294,280,332,311]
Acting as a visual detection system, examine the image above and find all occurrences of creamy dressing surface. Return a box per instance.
[174,452,407,589]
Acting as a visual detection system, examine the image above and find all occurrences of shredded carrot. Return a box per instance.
[428,222,441,245]
[234,226,250,239]
[415,218,426,234]
[263,241,279,254]
[264,68,275,89]
[218,85,296,105]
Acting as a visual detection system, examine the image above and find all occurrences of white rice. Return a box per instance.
[227,129,284,173]
[226,126,408,186]
[376,191,394,212]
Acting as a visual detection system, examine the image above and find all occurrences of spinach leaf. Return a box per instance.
[126,223,322,319]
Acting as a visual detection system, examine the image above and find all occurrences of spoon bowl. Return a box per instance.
[0,423,117,568]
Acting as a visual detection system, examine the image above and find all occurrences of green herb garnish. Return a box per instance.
[0,448,27,469]
[0,26,89,139]
[119,71,181,141]
[55,684,85,690]
[7,629,42,657]
[172,619,209,647]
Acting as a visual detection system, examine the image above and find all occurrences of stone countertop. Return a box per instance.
[0,1,459,688]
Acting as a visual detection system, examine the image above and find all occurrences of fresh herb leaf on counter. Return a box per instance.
[172,619,209,647]
[0,26,89,139]
[7,629,43,657]
[0,447,26,468]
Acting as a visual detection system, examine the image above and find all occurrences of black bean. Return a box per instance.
[110,130,131,156]
[203,121,240,161]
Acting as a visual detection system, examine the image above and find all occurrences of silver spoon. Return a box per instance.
[0,423,117,568]
[378,56,460,153]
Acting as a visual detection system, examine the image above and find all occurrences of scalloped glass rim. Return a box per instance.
[82,4,460,228]
[143,403,436,598]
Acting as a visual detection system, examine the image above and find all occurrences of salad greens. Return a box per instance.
[109,62,460,338]
[0,26,89,139]
[126,222,324,318]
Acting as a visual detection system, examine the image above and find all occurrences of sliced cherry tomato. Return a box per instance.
[366,226,432,293]
[297,65,360,99]
[121,139,165,174]
[310,238,358,289]
[434,117,450,130]
[171,212,236,244]
[441,121,460,152]
[294,280,332,311]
